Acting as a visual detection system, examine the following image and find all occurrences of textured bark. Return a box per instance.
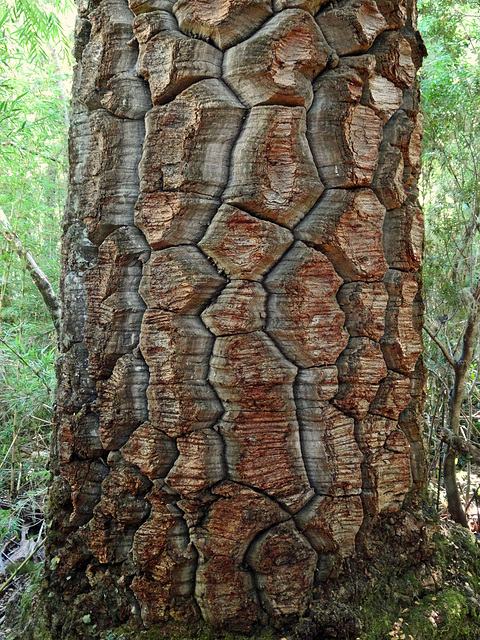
[316,0,388,56]
[173,0,273,50]
[47,0,425,636]
[135,15,223,105]
[223,10,336,109]
[307,65,383,188]
[223,106,324,228]
[296,188,388,282]
[265,241,348,367]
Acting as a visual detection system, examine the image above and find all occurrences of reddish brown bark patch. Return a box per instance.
[191,481,289,630]
[135,192,219,250]
[131,482,198,625]
[316,0,388,56]
[199,204,293,281]
[356,414,412,515]
[265,241,348,367]
[140,246,225,313]
[296,188,388,282]
[334,337,388,420]
[139,79,245,197]
[137,28,222,105]
[202,281,267,336]
[247,521,317,620]
[337,281,388,342]
[223,106,324,228]
[165,429,225,496]
[308,68,383,188]
[381,269,423,375]
[296,494,364,555]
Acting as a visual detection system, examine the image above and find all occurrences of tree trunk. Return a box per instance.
[440,283,480,528]
[46,0,426,637]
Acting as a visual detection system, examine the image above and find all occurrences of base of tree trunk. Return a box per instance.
[8,500,480,640]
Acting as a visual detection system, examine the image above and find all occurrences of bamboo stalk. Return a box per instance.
[0,538,45,597]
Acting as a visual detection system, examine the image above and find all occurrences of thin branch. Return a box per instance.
[0,538,45,597]
[0,430,21,474]
[427,366,451,395]
[424,325,456,368]
[0,226,61,333]
[438,427,480,463]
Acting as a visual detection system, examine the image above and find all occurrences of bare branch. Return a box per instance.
[0,227,61,333]
[424,324,456,367]
[438,427,480,463]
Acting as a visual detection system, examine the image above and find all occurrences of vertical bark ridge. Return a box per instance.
[78,0,157,620]
[128,45,236,638]
[194,7,350,622]
[191,94,317,632]
[49,0,165,634]
[129,9,258,626]
[47,0,426,636]
[292,0,424,579]
[333,4,425,551]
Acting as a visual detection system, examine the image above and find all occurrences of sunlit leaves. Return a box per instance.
[0,0,74,66]
[420,0,480,337]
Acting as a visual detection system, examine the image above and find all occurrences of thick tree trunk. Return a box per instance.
[46,0,426,637]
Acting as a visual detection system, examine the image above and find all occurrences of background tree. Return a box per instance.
[420,0,480,527]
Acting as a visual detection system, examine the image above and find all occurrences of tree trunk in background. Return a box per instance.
[46,0,426,637]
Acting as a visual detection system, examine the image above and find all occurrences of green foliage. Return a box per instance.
[0,0,73,559]
[420,0,480,326]
[0,0,74,67]
[0,507,21,542]
[419,0,480,514]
